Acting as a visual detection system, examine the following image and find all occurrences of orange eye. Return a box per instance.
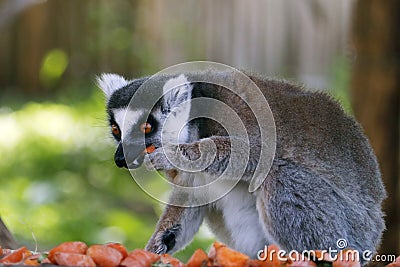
[140,122,152,134]
[111,124,120,136]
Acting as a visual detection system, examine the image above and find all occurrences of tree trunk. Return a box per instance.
[350,0,400,257]
[0,217,17,249]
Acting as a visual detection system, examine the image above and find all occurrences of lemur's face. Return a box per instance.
[97,74,193,169]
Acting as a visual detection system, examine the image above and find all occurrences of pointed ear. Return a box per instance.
[96,73,129,99]
[162,74,193,143]
[162,74,193,109]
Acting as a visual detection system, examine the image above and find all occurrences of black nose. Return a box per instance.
[114,143,128,168]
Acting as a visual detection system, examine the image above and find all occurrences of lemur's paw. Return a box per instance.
[146,225,181,254]
[144,142,211,171]
[154,243,168,255]
[178,142,201,161]
[161,228,177,252]
[145,240,167,255]
[144,143,199,170]
[144,146,175,171]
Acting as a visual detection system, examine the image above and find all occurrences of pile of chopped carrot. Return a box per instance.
[0,241,399,267]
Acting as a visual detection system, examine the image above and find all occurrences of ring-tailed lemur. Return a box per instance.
[97,71,385,263]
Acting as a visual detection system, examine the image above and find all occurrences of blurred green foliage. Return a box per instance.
[0,54,351,262]
[40,49,69,89]
[0,84,213,262]
[329,56,352,114]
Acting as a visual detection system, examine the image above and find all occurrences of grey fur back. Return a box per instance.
[249,75,385,260]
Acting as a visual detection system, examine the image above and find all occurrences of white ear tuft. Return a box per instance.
[97,73,129,99]
[163,74,189,95]
[162,74,192,109]
[162,74,193,143]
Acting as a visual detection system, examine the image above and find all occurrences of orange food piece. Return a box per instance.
[247,244,287,267]
[53,252,96,267]
[23,254,41,266]
[1,249,12,257]
[105,242,128,259]
[306,250,334,262]
[246,258,290,267]
[186,249,208,267]
[0,246,32,264]
[246,259,274,267]
[208,242,249,267]
[208,242,224,260]
[245,259,265,267]
[285,250,317,267]
[332,249,361,267]
[23,258,40,266]
[286,258,317,267]
[87,244,123,267]
[146,145,156,154]
[120,249,160,267]
[48,241,88,263]
[387,256,400,267]
[160,253,185,267]
[41,257,52,264]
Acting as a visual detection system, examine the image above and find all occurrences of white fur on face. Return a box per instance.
[97,73,129,99]
[113,108,145,140]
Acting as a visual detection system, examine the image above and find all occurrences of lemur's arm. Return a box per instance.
[144,136,258,254]
[145,204,206,254]
[146,136,260,181]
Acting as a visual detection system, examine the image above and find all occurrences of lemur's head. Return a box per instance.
[97,73,193,169]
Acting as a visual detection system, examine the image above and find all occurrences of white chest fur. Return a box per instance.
[204,180,268,257]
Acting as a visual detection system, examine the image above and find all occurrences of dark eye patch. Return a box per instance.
[131,113,158,137]
[144,114,158,136]
[108,117,121,141]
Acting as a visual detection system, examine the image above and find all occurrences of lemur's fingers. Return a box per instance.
[145,240,167,254]
[178,143,201,161]
[143,154,157,171]
[145,233,165,254]
[144,148,175,171]
[154,244,168,254]
[146,225,180,254]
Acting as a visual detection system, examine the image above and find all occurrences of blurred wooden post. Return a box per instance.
[0,217,17,249]
[351,0,400,257]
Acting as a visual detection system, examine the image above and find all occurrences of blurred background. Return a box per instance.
[0,0,398,262]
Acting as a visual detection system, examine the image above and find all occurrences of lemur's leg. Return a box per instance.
[145,205,206,254]
[145,136,260,181]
